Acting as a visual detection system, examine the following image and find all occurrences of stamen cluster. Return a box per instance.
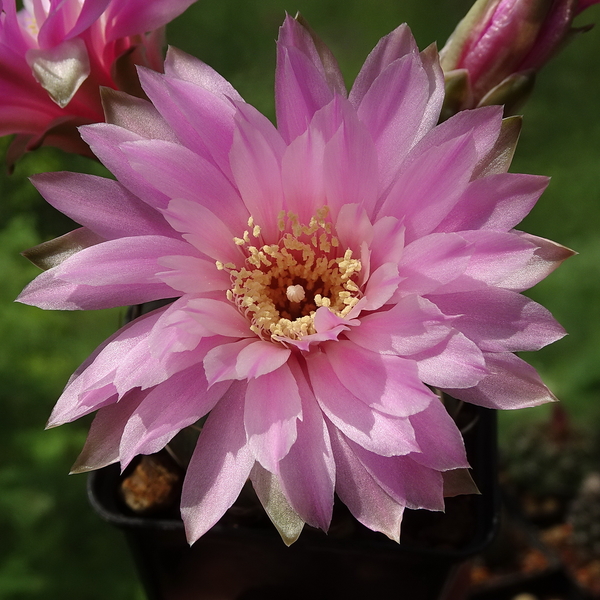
[217,208,362,342]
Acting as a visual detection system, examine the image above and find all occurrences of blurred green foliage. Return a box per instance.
[1,0,599,597]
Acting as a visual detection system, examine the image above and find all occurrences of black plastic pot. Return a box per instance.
[88,405,498,600]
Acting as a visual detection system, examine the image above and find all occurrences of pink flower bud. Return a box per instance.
[0,0,197,165]
[440,0,600,115]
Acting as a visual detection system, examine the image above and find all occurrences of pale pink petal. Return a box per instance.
[409,399,470,471]
[230,102,286,242]
[47,309,164,426]
[79,124,171,209]
[313,306,356,334]
[181,297,254,338]
[395,233,472,297]
[139,68,240,180]
[203,338,256,385]
[307,353,420,457]
[236,340,292,379]
[119,138,246,230]
[278,326,352,352]
[497,232,576,292]
[101,89,178,143]
[413,331,489,389]
[277,15,345,94]
[348,439,445,511]
[322,98,379,217]
[181,382,255,544]
[334,204,374,258]
[111,311,222,396]
[161,198,244,264]
[136,67,219,164]
[204,339,291,385]
[324,341,436,417]
[356,52,437,191]
[362,263,401,310]
[52,236,192,289]
[280,123,327,224]
[70,388,147,474]
[119,367,231,468]
[379,133,478,242]
[157,255,230,294]
[275,42,335,143]
[164,47,244,102]
[329,426,404,542]
[430,288,566,352]
[369,216,405,272]
[345,295,453,357]
[244,364,302,473]
[277,357,335,530]
[31,172,174,239]
[444,230,536,290]
[275,15,347,141]
[349,24,419,107]
[446,352,557,409]
[400,106,503,177]
[22,238,182,310]
[147,296,214,357]
[435,173,549,233]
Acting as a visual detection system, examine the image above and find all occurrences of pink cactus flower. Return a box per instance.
[440,0,600,114]
[0,0,196,162]
[18,16,573,545]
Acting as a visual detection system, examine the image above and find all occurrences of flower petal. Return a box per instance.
[348,439,446,511]
[230,103,286,242]
[446,352,557,409]
[346,295,453,357]
[324,341,436,418]
[413,331,488,389]
[204,339,291,385]
[430,287,566,352]
[329,426,404,542]
[496,232,576,292]
[31,171,174,239]
[119,366,231,468]
[277,357,335,530]
[250,463,305,546]
[244,364,302,473]
[435,173,549,233]
[307,352,420,457]
[70,389,147,474]
[409,398,470,471]
[181,382,255,544]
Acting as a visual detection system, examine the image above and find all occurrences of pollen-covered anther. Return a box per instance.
[220,209,362,342]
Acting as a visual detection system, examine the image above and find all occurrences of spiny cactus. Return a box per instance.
[568,472,600,560]
[502,405,592,522]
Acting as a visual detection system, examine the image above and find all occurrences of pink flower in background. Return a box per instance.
[18,16,572,545]
[0,0,196,162]
[440,0,600,115]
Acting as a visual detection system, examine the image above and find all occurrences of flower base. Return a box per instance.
[88,406,498,600]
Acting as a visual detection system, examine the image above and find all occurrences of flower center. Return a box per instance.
[217,208,362,341]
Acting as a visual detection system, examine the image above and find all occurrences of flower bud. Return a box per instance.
[0,0,196,167]
[440,0,599,117]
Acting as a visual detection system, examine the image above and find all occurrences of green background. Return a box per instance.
[1,0,599,597]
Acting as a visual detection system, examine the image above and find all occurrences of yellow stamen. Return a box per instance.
[219,208,362,342]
